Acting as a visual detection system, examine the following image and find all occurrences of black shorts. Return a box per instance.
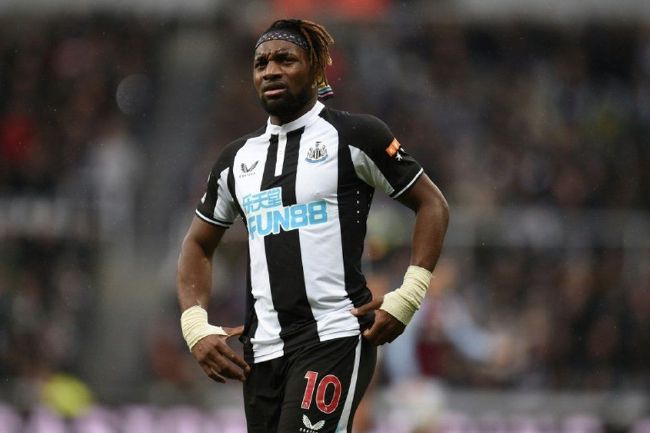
[243,335,376,433]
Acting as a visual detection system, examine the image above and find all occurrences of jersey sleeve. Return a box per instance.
[195,151,238,228]
[347,115,423,198]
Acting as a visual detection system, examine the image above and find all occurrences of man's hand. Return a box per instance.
[190,325,250,383]
[351,298,406,345]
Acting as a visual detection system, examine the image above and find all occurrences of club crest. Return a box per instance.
[305,142,328,163]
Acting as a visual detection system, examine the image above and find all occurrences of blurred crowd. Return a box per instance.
[0,16,155,402]
[0,10,649,421]
[199,18,650,210]
[0,16,154,196]
[187,17,650,392]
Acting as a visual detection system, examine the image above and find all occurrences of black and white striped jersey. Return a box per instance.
[196,101,423,363]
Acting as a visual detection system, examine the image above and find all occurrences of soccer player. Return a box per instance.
[176,19,449,433]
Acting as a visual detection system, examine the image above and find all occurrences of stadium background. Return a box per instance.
[1,0,649,432]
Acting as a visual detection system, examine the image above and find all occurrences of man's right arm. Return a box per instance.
[176,216,250,383]
[177,216,226,310]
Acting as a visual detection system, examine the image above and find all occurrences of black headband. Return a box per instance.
[255,29,309,51]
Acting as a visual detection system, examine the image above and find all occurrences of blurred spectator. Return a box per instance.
[383,256,524,387]
[85,114,143,257]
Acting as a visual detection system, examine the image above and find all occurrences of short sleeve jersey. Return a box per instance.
[196,101,423,363]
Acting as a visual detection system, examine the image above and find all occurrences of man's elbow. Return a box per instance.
[180,232,212,262]
[416,180,449,226]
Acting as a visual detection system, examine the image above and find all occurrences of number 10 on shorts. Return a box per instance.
[301,371,342,414]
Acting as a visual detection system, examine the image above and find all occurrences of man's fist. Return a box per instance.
[191,325,250,383]
[351,298,406,346]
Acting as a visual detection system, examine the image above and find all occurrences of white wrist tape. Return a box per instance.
[180,305,228,351]
[380,265,432,325]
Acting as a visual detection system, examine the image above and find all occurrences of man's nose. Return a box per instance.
[263,61,282,79]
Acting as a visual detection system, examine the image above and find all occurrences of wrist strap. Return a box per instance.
[180,305,227,351]
[380,265,432,325]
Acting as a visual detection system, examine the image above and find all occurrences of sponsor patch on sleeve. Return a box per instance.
[385,138,401,157]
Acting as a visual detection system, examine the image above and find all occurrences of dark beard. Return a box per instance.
[260,84,312,118]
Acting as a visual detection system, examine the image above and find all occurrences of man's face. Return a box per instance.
[253,39,316,118]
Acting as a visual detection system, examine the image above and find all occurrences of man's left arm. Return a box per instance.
[352,173,449,345]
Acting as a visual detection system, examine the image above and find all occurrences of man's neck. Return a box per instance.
[269,97,318,126]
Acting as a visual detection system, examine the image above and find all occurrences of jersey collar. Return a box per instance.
[265,101,324,135]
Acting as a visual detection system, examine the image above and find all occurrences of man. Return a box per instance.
[177,19,449,433]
